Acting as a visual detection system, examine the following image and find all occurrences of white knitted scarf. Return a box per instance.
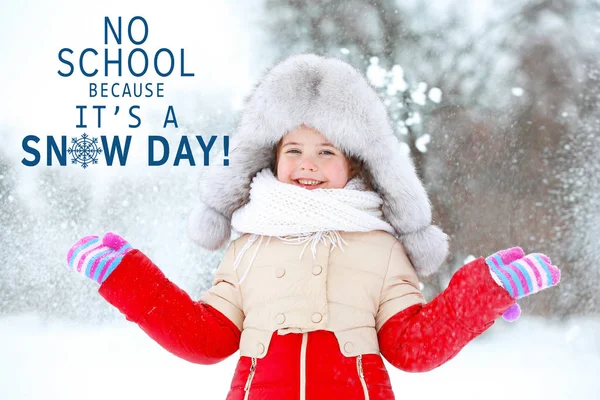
[230,168,395,282]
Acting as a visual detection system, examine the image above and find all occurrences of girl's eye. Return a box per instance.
[285,149,335,155]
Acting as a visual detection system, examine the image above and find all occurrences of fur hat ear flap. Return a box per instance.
[399,225,449,277]
[188,202,232,251]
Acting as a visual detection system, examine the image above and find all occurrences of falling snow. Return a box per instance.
[1,0,599,399]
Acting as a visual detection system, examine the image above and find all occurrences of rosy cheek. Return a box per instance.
[327,161,350,188]
[276,160,293,182]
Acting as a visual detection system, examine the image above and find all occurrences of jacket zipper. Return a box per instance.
[357,355,370,400]
[300,332,308,400]
[244,357,257,400]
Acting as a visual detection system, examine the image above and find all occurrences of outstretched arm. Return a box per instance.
[378,248,560,373]
[67,233,242,365]
[378,257,514,372]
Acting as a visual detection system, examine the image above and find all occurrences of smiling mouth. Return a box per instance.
[294,179,324,189]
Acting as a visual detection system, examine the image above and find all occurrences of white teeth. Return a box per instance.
[297,179,322,186]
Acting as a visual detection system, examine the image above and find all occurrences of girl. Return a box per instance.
[66,54,560,400]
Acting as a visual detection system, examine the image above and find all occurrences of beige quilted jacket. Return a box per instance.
[200,230,425,359]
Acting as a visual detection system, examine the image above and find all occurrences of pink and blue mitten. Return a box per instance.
[485,247,561,322]
[66,232,132,284]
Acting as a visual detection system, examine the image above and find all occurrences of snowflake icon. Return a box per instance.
[67,133,102,169]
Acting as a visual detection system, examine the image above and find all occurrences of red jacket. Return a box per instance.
[99,250,514,400]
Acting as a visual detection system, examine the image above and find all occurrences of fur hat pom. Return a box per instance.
[188,202,231,251]
[399,225,449,277]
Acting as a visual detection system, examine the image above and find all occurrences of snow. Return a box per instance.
[387,65,408,95]
[367,57,387,88]
[405,112,422,127]
[411,90,427,107]
[416,134,431,153]
[397,120,409,135]
[397,142,411,157]
[511,87,524,97]
[2,314,598,399]
[428,88,442,104]
[1,0,599,398]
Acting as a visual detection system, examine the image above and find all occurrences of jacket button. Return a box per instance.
[257,342,265,355]
[344,342,354,353]
[275,313,286,324]
[312,265,323,276]
[311,312,323,323]
[276,268,286,278]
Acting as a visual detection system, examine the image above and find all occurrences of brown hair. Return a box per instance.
[271,138,375,191]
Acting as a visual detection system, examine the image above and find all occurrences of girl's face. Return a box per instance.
[276,125,351,190]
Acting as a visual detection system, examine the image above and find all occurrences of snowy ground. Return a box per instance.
[1,314,599,400]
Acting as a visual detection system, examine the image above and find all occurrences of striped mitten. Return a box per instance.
[485,247,561,322]
[66,232,132,284]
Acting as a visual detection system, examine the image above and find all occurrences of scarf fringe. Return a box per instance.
[232,231,349,284]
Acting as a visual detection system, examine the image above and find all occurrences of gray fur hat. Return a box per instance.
[188,53,449,277]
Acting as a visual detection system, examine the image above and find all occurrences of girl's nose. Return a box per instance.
[299,156,318,171]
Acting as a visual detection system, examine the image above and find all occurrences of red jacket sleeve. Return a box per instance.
[377,257,515,372]
[98,250,241,365]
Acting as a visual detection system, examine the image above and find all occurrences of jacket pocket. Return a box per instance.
[243,357,257,400]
